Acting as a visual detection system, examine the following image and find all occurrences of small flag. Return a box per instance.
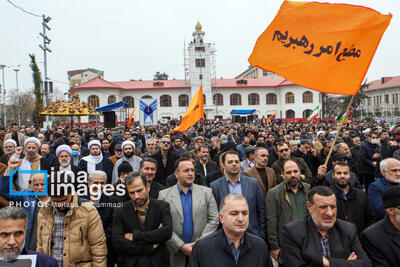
[127,107,136,128]
[307,105,319,122]
[335,108,351,123]
[390,118,400,132]
[173,85,204,132]
[266,112,277,124]
[248,1,392,95]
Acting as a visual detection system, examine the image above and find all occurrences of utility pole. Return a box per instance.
[0,65,6,126]
[39,15,52,126]
[14,69,21,126]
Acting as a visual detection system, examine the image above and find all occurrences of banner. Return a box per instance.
[248,1,392,95]
[139,99,158,126]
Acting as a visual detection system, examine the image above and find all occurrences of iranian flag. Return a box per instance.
[390,117,400,131]
[307,105,319,122]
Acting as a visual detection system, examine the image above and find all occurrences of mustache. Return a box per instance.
[2,245,19,250]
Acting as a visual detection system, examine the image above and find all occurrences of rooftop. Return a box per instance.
[365,76,400,91]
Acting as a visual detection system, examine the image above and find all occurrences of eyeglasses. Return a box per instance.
[161,141,171,144]
[278,148,289,153]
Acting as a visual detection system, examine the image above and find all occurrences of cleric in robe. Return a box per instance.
[111,140,142,184]
[78,140,114,183]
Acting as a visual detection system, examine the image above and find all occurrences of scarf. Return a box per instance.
[19,154,42,190]
[82,154,103,174]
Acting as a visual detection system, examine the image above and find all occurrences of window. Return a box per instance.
[393,94,399,105]
[88,95,99,107]
[302,91,313,103]
[368,97,371,106]
[160,95,171,107]
[142,95,152,99]
[263,71,268,76]
[385,94,389,104]
[285,92,295,104]
[266,93,277,104]
[199,74,203,80]
[108,95,116,104]
[179,94,189,106]
[248,93,260,105]
[230,93,242,105]
[122,96,134,108]
[195,47,205,52]
[213,94,223,106]
[303,109,312,118]
[203,94,206,105]
[286,109,295,118]
[195,59,205,68]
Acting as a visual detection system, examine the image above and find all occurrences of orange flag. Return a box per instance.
[127,107,136,128]
[266,112,277,124]
[173,85,204,132]
[248,1,392,95]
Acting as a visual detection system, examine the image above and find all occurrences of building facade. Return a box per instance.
[68,68,104,88]
[362,76,400,121]
[69,23,320,124]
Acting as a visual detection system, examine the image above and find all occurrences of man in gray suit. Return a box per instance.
[159,157,219,267]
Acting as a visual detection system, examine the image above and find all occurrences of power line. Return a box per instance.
[6,0,41,17]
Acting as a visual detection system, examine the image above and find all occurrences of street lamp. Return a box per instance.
[0,65,6,126]
[14,69,20,126]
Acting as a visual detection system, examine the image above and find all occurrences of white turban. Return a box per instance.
[24,137,41,148]
[317,131,325,138]
[121,140,135,150]
[56,144,72,157]
[4,139,17,147]
[88,140,101,150]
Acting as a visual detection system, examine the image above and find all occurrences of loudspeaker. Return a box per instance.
[103,111,116,128]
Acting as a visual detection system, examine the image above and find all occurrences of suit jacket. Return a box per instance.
[150,181,166,199]
[281,216,371,267]
[23,248,58,267]
[360,215,400,267]
[78,156,114,184]
[243,165,277,198]
[151,151,180,185]
[210,175,266,239]
[112,199,173,267]
[195,160,219,178]
[158,184,219,267]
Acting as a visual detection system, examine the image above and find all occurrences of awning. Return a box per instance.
[230,109,256,115]
[95,101,129,112]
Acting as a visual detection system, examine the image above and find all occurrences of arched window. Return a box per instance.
[88,95,99,107]
[303,91,313,103]
[108,95,116,104]
[286,109,295,118]
[303,109,312,118]
[266,93,277,105]
[142,95,152,99]
[213,94,223,106]
[203,94,206,105]
[230,93,242,105]
[122,96,134,108]
[160,95,171,107]
[248,93,260,105]
[179,94,189,107]
[285,92,295,104]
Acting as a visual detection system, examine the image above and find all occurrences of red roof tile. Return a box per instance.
[365,76,400,91]
[71,77,295,91]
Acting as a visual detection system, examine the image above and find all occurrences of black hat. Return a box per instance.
[114,143,122,151]
[244,146,256,157]
[118,161,133,177]
[332,153,347,162]
[383,185,400,209]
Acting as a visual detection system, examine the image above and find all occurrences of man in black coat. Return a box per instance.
[329,162,377,233]
[150,135,180,185]
[189,193,272,267]
[112,172,172,267]
[360,185,400,267]
[139,157,166,199]
[280,186,371,267]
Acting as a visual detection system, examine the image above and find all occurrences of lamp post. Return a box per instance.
[0,65,6,126]
[14,69,20,126]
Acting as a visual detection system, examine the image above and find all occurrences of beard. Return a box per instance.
[124,152,134,158]
[335,180,349,188]
[0,245,22,262]
[60,160,70,167]
[287,178,299,188]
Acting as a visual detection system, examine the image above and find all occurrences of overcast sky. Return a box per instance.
[1,0,399,95]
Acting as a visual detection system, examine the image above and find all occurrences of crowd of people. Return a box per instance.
[0,119,399,266]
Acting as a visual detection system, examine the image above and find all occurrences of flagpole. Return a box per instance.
[324,94,355,166]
